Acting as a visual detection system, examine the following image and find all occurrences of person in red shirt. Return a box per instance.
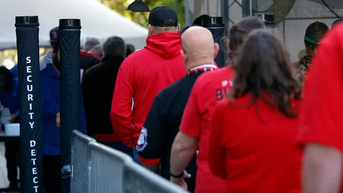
[170,16,265,193]
[110,6,185,152]
[209,29,302,193]
[299,23,343,193]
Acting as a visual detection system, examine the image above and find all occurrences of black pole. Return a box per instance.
[198,17,225,68]
[221,0,230,66]
[15,16,44,193]
[242,0,251,17]
[59,19,81,193]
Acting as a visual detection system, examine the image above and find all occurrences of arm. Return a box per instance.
[110,62,135,147]
[303,144,342,193]
[138,97,167,173]
[170,131,198,176]
[209,104,227,179]
[299,30,343,193]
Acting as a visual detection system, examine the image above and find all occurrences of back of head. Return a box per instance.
[94,44,103,53]
[181,26,216,63]
[148,6,179,35]
[228,16,265,60]
[84,37,100,52]
[102,36,126,58]
[230,29,302,118]
[49,27,59,47]
[126,44,135,57]
[304,21,329,56]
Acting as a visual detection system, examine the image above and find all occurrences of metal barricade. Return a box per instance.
[88,142,133,193]
[71,131,190,193]
[71,130,95,193]
[123,161,188,193]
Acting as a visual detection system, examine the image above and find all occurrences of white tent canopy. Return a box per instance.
[0,0,148,50]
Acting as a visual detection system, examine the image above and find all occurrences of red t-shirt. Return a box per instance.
[210,94,302,193]
[298,22,343,192]
[179,66,234,193]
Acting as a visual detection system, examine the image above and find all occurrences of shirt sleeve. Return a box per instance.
[138,96,167,165]
[209,103,227,179]
[110,61,136,147]
[298,29,343,152]
[179,80,202,137]
[41,78,60,118]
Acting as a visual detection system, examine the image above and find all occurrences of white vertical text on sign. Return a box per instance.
[25,56,39,192]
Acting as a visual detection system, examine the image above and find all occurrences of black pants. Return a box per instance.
[43,155,61,193]
[5,141,20,188]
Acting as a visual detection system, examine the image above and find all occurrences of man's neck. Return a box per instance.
[185,58,215,72]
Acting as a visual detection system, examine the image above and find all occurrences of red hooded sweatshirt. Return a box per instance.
[110,32,185,147]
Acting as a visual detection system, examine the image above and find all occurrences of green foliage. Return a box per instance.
[99,0,185,28]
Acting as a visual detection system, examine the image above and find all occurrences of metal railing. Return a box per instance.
[71,130,188,193]
[71,130,96,193]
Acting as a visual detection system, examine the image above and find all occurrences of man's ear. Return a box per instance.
[181,49,187,60]
[148,25,154,36]
[214,43,220,58]
[177,24,181,33]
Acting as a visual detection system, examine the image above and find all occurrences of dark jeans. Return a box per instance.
[43,155,61,193]
[5,141,20,188]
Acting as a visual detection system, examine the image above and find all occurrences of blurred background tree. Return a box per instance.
[99,0,186,28]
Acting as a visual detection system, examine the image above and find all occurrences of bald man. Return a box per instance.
[137,26,219,193]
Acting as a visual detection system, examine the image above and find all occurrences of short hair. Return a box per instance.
[94,44,103,53]
[84,37,100,52]
[102,36,126,58]
[153,19,178,32]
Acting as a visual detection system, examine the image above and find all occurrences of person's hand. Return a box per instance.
[9,114,18,123]
[56,112,61,127]
[170,171,191,190]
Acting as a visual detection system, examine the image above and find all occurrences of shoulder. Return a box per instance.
[157,77,186,99]
[40,66,50,77]
[195,67,232,88]
[84,62,101,76]
[40,65,55,80]
[124,49,147,62]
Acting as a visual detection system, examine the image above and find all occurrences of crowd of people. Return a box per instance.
[0,3,343,193]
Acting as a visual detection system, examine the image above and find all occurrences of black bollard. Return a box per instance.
[59,19,81,193]
[196,16,226,67]
[15,16,44,193]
